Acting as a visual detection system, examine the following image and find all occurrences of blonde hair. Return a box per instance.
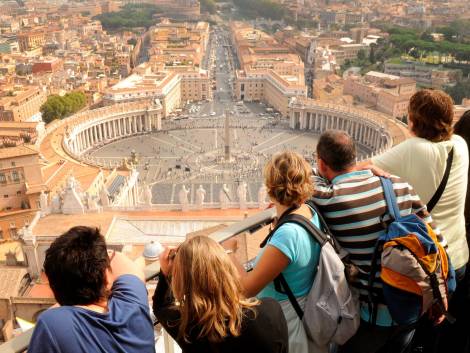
[171,236,259,343]
[264,151,313,206]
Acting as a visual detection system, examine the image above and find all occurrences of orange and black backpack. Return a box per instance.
[367,177,456,325]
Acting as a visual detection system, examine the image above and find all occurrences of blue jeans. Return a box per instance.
[339,321,415,353]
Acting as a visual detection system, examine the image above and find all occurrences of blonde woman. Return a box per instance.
[232,151,321,353]
[152,236,288,353]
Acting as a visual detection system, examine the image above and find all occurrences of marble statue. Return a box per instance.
[178,184,190,211]
[258,185,268,209]
[62,175,85,215]
[143,184,153,207]
[39,191,48,215]
[100,186,110,207]
[195,185,206,210]
[50,193,62,214]
[237,182,248,210]
[86,192,100,212]
[220,183,230,210]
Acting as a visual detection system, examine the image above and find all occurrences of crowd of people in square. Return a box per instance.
[27,89,469,353]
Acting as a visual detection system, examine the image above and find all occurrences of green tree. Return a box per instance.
[232,0,286,20]
[93,4,162,31]
[357,49,366,62]
[369,44,376,64]
[40,92,87,124]
[41,96,66,124]
[445,80,470,104]
[200,0,216,14]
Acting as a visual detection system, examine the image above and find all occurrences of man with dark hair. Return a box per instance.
[316,130,357,172]
[312,130,440,353]
[28,226,156,353]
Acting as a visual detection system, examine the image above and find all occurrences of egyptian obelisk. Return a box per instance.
[224,109,231,161]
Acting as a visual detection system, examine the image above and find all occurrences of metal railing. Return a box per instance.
[0,208,276,353]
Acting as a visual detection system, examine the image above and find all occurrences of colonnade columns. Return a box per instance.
[104,122,109,140]
[82,132,86,150]
[145,114,152,132]
[80,132,85,151]
[87,128,92,147]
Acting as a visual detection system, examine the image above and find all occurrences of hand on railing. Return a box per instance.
[223,238,239,255]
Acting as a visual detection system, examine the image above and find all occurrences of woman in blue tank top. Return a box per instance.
[228,151,321,353]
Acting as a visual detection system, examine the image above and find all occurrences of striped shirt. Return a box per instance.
[312,170,441,326]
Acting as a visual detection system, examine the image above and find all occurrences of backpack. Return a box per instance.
[260,201,360,346]
[367,177,456,326]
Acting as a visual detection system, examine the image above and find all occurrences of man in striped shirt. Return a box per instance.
[311,130,441,353]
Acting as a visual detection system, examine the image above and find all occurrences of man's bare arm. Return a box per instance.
[109,251,145,282]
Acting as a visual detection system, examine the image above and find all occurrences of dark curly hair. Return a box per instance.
[264,151,313,206]
[408,89,454,142]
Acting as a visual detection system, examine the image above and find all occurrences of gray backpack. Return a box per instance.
[261,202,360,346]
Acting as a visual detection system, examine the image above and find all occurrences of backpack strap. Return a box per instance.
[271,214,330,320]
[368,177,400,325]
[259,204,299,248]
[427,147,454,213]
[275,273,305,319]
[305,199,343,253]
[380,177,402,221]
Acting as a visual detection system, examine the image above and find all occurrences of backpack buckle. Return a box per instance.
[380,213,392,230]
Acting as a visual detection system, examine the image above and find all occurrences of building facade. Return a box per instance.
[0,145,45,240]
[0,87,47,122]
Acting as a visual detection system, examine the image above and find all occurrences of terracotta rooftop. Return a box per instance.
[25,272,54,299]
[0,267,28,299]
[0,145,38,160]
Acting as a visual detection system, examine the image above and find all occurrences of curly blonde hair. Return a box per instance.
[264,151,313,206]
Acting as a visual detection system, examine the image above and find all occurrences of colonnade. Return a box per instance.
[290,108,392,154]
[63,103,163,160]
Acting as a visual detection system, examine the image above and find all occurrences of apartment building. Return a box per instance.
[384,62,462,88]
[149,20,209,69]
[103,67,211,116]
[231,22,307,117]
[17,29,46,52]
[344,71,416,118]
[332,43,370,65]
[0,145,45,240]
[0,87,47,122]
[234,69,307,117]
